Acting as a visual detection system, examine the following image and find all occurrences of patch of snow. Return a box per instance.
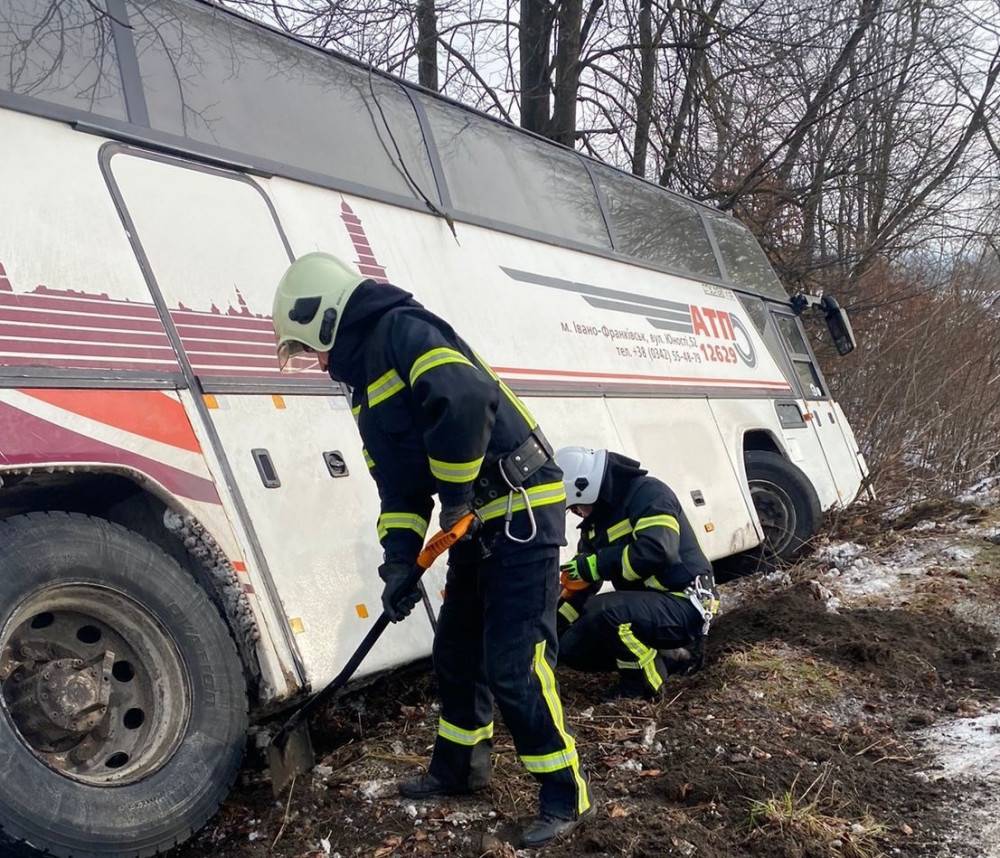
[358,779,394,800]
[911,519,939,532]
[956,475,1000,505]
[942,544,978,562]
[816,541,866,567]
[917,712,1000,858]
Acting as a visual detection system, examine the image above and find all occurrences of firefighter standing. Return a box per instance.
[271,253,592,846]
[554,447,720,699]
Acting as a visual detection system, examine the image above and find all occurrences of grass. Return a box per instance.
[721,643,847,712]
[748,773,886,858]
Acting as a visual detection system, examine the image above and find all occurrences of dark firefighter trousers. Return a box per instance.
[429,548,591,819]
[560,590,704,695]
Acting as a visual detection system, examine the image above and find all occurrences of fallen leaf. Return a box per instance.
[373,835,402,857]
[608,804,630,819]
[638,769,662,777]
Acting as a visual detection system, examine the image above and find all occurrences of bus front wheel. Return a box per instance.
[745,450,821,560]
[0,512,247,858]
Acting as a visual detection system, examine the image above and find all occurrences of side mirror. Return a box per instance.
[820,295,856,356]
[791,292,857,357]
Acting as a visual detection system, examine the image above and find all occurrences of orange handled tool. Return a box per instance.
[559,565,593,601]
[268,513,476,793]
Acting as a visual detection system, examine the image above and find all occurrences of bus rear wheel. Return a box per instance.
[0,512,247,858]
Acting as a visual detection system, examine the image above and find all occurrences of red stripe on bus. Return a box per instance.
[23,389,203,453]
[0,402,219,504]
[492,365,792,388]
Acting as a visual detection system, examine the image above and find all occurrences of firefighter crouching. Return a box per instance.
[271,253,592,847]
[554,447,720,699]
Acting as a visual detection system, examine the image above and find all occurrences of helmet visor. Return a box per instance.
[276,340,320,373]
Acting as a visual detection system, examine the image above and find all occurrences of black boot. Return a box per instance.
[398,771,485,799]
[520,806,593,848]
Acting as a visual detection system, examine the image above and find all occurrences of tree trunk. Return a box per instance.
[520,0,553,133]
[631,0,654,176]
[551,0,584,146]
[415,0,438,91]
[660,0,724,187]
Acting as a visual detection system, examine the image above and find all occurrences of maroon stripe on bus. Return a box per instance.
[0,338,175,359]
[0,355,181,372]
[183,340,276,357]
[0,307,168,333]
[0,323,173,348]
[168,310,274,331]
[0,293,160,318]
[175,325,275,343]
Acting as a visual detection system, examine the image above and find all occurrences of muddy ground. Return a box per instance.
[175,495,1000,858]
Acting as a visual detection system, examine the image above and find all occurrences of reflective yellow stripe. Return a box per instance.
[558,602,580,623]
[428,455,485,484]
[522,746,579,773]
[409,347,475,386]
[618,623,663,691]
[606,518,633,542]
[437,718,494,746]
[644,576,668,591]
[367,368,405,407]
[532,641,590,814]
[474,351,538,430]
[363,449,375,470]
[376,512,429,541]
[477,481,566,522]
[351,403,362,418]
[622,545,641,581]
[634,514,680,534]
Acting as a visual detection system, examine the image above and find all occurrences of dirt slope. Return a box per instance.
[174,499,1000,858]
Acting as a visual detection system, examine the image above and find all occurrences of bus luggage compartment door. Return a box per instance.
[105,148,436,691]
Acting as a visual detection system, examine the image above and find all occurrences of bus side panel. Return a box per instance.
[602,397,760,559]
[198,392,437,686]
[709,398,840,511]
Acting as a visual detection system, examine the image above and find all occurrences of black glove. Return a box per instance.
[439,501,474,533]
[379,561,421,623]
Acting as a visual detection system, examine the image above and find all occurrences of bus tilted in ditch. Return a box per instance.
[0,1,867,854]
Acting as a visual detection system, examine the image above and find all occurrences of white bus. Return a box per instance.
[0,1,867,854]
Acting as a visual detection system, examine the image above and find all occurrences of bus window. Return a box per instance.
[592,165,719,280]
[126,0,437,203]
[419,95,612,249]
[705,213,787,300]
[0,1,127,119]
[775,312,827,399]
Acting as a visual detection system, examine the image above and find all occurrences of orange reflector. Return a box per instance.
[203,394,219,409]
[289,617,305,634]
[232,561,247,573]
[704,522,715,533]
[272,394,286,410]
[355,603,369,619]
[803,412,813,421]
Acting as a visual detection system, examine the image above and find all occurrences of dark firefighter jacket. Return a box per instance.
[559,453,712,621]
[328,280,566,565]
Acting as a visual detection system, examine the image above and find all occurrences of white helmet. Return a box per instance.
[555,446,608,506]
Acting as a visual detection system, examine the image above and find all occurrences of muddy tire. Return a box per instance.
[0,512,247,858]
[714,452,822,583]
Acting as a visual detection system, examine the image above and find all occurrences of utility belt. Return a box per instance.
[472,429,554,545]
[671,573,720,637]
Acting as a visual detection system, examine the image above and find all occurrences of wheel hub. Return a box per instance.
[6,652,114,749]
[0,585,191,785]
